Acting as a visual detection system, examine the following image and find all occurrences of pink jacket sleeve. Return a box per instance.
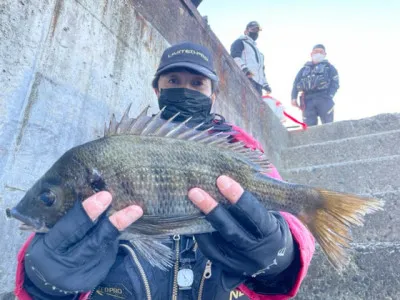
[231,125,315,299]
[14,234,35,300]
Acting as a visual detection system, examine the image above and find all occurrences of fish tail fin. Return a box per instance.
[297,189,384,271]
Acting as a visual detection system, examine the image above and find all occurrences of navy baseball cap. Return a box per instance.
[313,44,326,51]
[246,21,262,30]
[155,42,218,81]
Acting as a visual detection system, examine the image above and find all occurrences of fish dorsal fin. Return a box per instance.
[104,104,272,173]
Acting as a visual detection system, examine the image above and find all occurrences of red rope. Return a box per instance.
[262,95,307,130]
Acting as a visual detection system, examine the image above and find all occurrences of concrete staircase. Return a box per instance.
[280,114,400,300]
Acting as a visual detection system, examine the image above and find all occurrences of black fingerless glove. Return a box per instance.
[24,201,120,297]
[195,191,295,290]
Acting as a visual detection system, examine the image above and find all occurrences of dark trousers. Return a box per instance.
[302,95,334,126]
[250,78,263,96]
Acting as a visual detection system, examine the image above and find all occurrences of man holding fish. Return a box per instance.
[10,42,381,300]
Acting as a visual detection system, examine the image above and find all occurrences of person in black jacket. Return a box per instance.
[291,44,340,126]
[230,21,272,96]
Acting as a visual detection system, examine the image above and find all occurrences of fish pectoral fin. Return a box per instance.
[129,238,174,271]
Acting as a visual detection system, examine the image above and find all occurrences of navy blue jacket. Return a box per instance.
[291,60,339,100]
[23,233,300,300]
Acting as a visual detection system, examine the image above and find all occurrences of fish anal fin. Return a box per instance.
[124,238,174,271]
[119,214,205,271]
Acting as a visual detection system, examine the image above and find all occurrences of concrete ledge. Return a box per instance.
[282,155,400,194]
[296,243,400,300]
[282,129,400,169]
[289,113,400,147]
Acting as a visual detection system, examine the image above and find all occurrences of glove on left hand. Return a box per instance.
[195,191,294,289]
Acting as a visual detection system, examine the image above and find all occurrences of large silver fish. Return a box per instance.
[6,105,384,271]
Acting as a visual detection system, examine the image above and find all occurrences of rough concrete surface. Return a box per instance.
[282,129,400,169]
[0,0,168,293]
[282,155,400,195]
[282,113,400,299]
[350,191,400,243]
[296,244,400,300]
[289,112,400,147]
[0,292,15,300]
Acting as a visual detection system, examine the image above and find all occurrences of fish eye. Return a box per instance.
[40,190,56,207]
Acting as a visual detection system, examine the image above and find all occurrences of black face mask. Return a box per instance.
[158,88,214,125]
[248,32,259,41]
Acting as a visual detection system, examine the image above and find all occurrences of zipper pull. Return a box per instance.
[203,260,212,279]
[173,234,180,241]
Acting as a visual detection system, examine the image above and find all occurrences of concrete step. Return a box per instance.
[288,113,400,147]
[281,129,400,169]
[296,243,400,300]
[351,190,400,243]
[281,155,400,195]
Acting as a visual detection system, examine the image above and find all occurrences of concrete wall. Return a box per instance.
[0,0,171,292]
[0,0,161,293]
[0,0,285,294]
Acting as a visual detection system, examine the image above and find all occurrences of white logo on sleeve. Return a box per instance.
[277,247,286,257]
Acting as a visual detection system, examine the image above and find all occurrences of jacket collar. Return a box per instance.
[240,34,257,45]
[305,59,329,66]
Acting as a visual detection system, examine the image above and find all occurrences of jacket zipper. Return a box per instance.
[243,39,260,63]
[121,244,152,300]
[171,235,181,300]
[197,260,212,300]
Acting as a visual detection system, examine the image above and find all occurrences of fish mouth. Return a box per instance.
[6,207,49,233]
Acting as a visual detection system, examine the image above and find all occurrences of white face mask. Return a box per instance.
[312,53,326,63]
